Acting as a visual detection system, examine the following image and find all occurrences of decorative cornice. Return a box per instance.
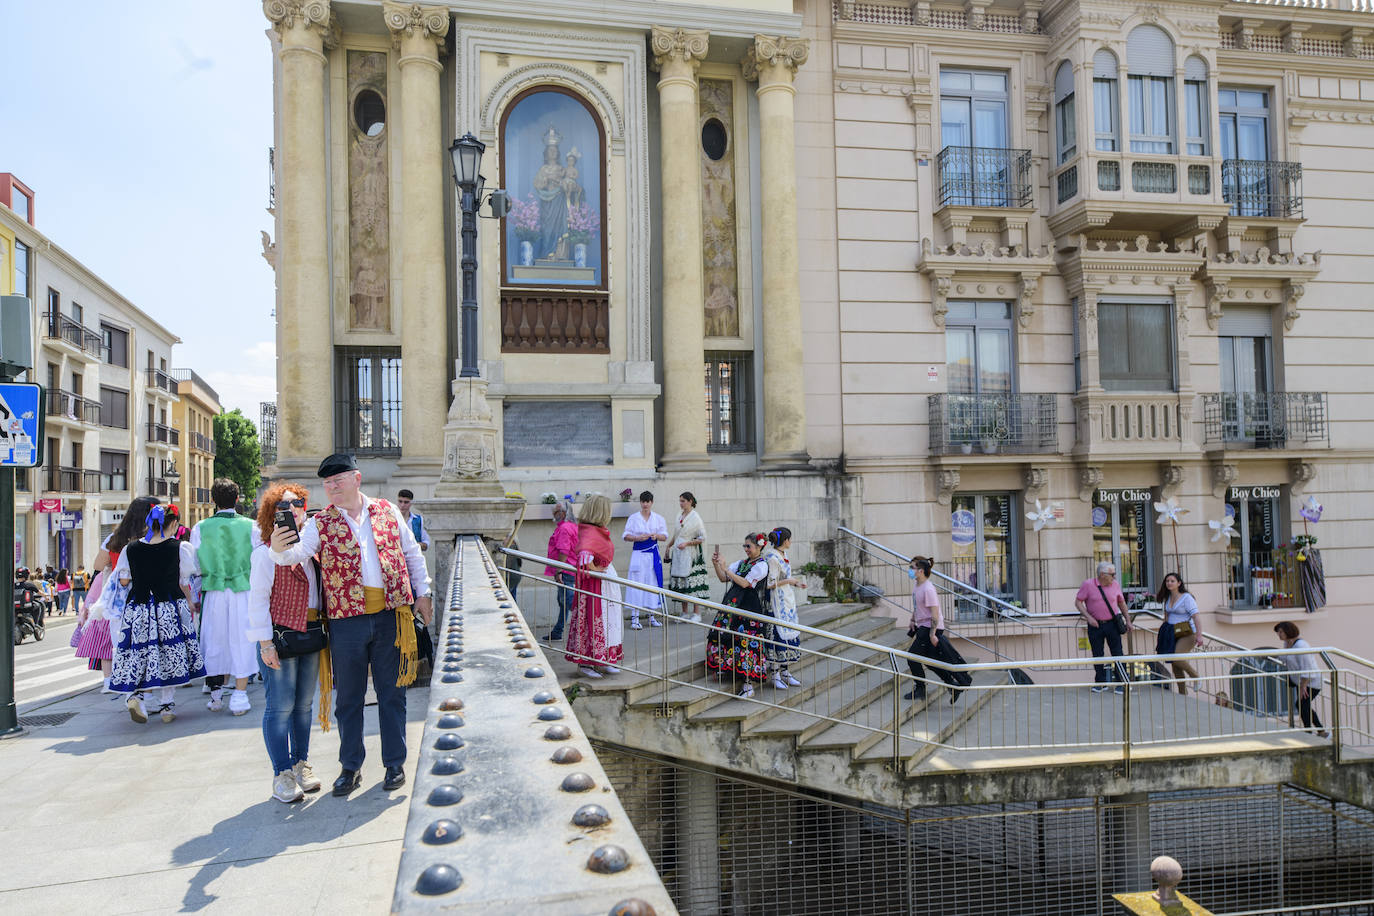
[649,26,708,73]
[1161,463,1185,498]
[1022,466,1049,503]
[263,0,337,48]
[1196,250,1322,328]
[1059,235,1205,296]
[742,34,810,82]
[481,63,624,142]
[1290,459,1318,495]
[1077,465,1103,503]
[917,238,1056,328]
[383,2,449,53]
[1211,462,1239,499]
[935,468,961,506]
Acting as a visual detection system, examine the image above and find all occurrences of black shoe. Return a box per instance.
[332,768,362,797]
[548,631,563,641]
[383,765,406,791]
[903,688,927,701]
[949,687,964,705]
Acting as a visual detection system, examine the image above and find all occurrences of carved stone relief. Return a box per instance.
[699,78,740,339]
[347,50,391,332]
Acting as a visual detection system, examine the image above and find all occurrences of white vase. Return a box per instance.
[574,243,587,268]
[520,240,533,266]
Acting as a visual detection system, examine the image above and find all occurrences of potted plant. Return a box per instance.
[567,203,600,268]
[540,492,557,505]
[619,487,633,503]
[510,195,540,266]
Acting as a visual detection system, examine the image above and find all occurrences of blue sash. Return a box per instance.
[633,538,664,588]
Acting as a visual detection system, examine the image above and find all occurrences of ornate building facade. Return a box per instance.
[262,0,1374,654]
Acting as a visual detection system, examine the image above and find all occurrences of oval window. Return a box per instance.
[701,118,728,161]
[354,89,386,137]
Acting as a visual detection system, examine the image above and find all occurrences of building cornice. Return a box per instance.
[448,0,802,39]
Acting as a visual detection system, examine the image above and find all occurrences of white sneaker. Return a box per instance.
[272,770,304,804]
[101,678,115,694]
[578,666,604,679]
[649,616,662,627]
[686,613,702,624]
[293,760,322,792]
[772,675,789,690]
[738,683,755,699]
[201,681,212,695]
[126,693,147,724]
[783,672,802,687]
[159,703,177,724]
[602,666,620,675]
[207,689,224,712]
[629,619,643,631]
[228,689,251,716]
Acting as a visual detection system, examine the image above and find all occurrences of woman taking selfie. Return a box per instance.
[706,533,771,699]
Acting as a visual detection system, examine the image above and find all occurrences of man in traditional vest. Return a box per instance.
[395,488,430,552]
[269,453,432,796]
[194,479,258,715]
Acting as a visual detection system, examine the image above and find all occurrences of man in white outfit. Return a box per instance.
[622,490,667,630]
[192,479,259,715]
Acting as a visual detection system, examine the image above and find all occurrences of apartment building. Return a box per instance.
[1,181,182,568]
[172,369,221,525]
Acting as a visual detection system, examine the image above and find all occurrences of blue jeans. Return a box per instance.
[56,591,70,613]
[330,611,406,770]
[259,647,321,775]
[552,572,574,636]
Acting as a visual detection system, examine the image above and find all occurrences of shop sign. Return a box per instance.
[951,508,976,546]
[55,511,81,531]
[1096,488,1152,503]
[34,497,63,513]
[1229,486,1282,501]
[101,509,126,526]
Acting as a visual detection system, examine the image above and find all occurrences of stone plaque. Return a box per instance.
[503,401,613,467]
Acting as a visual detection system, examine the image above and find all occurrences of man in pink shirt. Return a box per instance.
[545,499,579,640]
[1075,561,1133,693]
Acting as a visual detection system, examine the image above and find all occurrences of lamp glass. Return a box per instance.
[449,133,485,188]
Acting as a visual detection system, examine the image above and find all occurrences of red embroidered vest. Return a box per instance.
[316,499,414,619]
[269,563,311,632]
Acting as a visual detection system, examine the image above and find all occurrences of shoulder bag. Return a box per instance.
[272,618,328,659]
[1096,582,1129,635]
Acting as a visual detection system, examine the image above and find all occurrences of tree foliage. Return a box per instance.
[213,408,262,501]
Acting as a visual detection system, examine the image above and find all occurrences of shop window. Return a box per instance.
[1224,485,1289,608]
[948,492,1019,615]
[1091,489,1158,608]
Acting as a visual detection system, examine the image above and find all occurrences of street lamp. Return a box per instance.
[448,132,485,379]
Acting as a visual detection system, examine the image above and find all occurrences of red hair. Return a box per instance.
[257,480,309,546]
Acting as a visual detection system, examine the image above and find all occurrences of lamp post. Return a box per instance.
[448,132,486,379]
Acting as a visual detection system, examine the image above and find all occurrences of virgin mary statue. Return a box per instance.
[533,125,570,260]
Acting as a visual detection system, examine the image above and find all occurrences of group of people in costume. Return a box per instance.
[70,454,431,805]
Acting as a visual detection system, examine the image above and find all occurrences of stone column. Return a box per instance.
[650,27,713,472]
[744,35,812,468]
[264,0,336,476]
[385,2,450,477]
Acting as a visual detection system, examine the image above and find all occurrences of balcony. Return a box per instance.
[41,312,103,359]
[927,393,1057,456]
[1202,391,1329,449]
[1073,392,1193,456]
[1222,159,1303,219]
[1049,152,1230,239]
[44,466,101,494]
[146,421,181,448]
[150,477,181,500]
[1225,549,1305,611]
[146,367,178,397]
[936,146,1032,210]
[45,389,100,426]
[189,431,217,455]
[192,486,212,505]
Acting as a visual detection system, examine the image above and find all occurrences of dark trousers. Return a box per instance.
[331,610,407,770]
[551,571,574,636]
[1087,622,1125,682]
[906,627,970,688]
[1291,684,1324,730]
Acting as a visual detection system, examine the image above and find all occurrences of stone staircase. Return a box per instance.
[550,601,1013,804]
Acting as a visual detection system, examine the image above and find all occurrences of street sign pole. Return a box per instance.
[0,461,18,737]
[0,296,34,738]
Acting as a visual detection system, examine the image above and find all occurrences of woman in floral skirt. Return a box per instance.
[76,496,158,691]
[110,505,207,724]
[763,527,805,690]
[706,533,771,698]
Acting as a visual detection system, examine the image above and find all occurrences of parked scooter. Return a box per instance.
[13,568,46,645]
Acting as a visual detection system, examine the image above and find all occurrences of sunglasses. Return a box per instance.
[280,498,306,508]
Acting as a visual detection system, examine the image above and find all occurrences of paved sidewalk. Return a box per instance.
[0,678,428,915]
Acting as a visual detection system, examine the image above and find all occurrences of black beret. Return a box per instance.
[317,452,359,478]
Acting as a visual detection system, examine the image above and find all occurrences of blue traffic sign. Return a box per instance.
[0,383,43,468]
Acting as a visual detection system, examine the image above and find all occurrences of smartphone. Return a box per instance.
[275,507,300,543]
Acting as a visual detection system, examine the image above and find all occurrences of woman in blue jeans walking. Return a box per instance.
[247,482,329,804]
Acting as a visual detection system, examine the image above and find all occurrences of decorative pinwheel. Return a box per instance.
[1025,499,1057,532]
[1208,517,1237,543]
[1299,496,1323,524]
[1153,497,1189,567]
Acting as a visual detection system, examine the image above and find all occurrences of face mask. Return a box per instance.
[908,569,917,580]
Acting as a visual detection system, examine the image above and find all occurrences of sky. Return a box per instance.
[2,1,277,420]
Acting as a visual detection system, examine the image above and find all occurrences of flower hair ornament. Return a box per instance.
[144,505,168,542]
[753,534,767,547]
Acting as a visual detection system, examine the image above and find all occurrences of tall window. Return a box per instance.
[704,351,754,452]
[949,492,1019,610]
[335,346,402,455]
[940,68,1009,151]
[1093,50,1120,152]
[1097,301,1175,391]
[1219,88,1270,161]
[1184,57,1209,156]
[945,301,1013,395]
[101,323,128,367]
[13,240,27,298]
[100,386,129,429]
[1054,62,1076,165]
[1127,25,1175,153]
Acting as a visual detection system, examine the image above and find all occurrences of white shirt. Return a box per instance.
[268,493,430,599]
[401,510,431,549]
[245,544,320,642]
[623,510,667,544]
[1284,638,1324,687]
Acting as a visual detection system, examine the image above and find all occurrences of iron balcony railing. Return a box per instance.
[190,431,216,455]
[145,367,178,395]
[149,477,180,499]
[192,486,212,504]
[46,388,100,425]
[1223,158,1304,218]
[1202,391,1329,448]
[927,392,1057,456]
[146,421,181,447]
[936,145,1033,209]
[45,466,101,494]
[42,312,103,355]
[1225,548,1306,610]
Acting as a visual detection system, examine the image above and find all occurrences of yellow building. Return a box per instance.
[172,369,221,525]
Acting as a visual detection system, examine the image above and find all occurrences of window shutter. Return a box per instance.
[1094,49,1118,77]
[1219,306,1273,337]
[1055,61,1074,101]
[1127,25,1175,77]
[1185,56,1208,82]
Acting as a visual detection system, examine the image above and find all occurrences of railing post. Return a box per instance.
[888,652,901,771]
[1329,665,1342,764]
[1119,660,1132,778]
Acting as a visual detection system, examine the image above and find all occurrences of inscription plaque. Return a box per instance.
[503,400,613,467]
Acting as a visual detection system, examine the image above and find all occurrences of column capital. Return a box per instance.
[741,34,809,84]
[383,1,450,55]
[264,0,338,49]
[650,26,708,75]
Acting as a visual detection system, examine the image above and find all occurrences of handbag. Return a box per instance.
[1095,582,1129,635]
[272,618,328,659]
[1172,620,1195,638]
